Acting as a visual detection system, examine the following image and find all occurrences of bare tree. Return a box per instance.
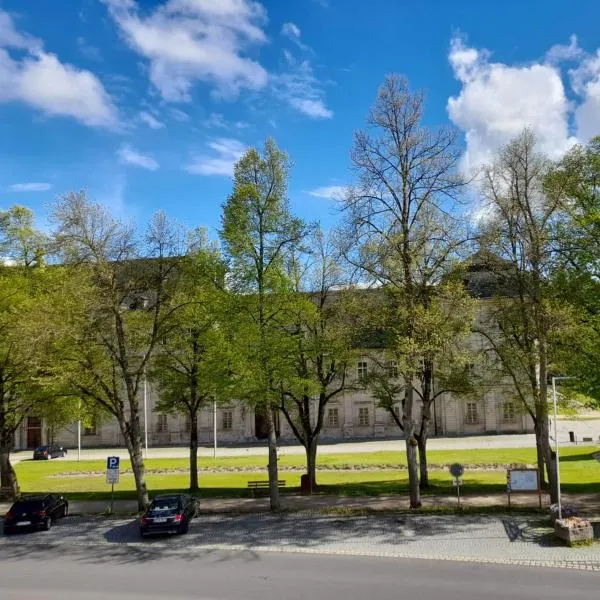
[339,75,467,507]
[476,129,565,500]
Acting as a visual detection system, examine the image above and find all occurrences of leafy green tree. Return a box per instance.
[49,193,181,510]
[547,136,600,403]
[275,229,356,490]
[0,205,47,267]
[221,138,306,510]
[0,207,73,500]
[364,280,477,488]
[152,232,234,491]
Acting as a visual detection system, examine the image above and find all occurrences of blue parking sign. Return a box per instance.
[107,456,120,470]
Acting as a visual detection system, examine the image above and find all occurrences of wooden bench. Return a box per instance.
[247,480,286,497]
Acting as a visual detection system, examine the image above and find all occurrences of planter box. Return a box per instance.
[554,519,594,546]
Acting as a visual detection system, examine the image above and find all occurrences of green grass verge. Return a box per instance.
[13,446,600,501]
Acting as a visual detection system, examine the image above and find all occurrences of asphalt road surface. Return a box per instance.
[0,544,598,600]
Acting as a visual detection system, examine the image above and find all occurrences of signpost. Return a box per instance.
[106,456,120,514]
[449,463,464,510]
[506,468,542,510]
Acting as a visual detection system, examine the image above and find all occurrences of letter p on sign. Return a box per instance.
[107,456,120,470]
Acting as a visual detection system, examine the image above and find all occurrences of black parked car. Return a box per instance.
[139,494,197,537]
[3,495,69,534]
[33,444,67,460]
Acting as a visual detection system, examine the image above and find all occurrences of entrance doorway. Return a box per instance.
[27,417,42,449]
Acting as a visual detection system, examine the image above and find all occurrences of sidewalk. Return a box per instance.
[2,491,599,517]
[1,511,599,571]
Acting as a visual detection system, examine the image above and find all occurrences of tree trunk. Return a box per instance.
[535,426,546,487]
[416,431,429,490]
[121,414,149,511]
[537,414,558,503]
[403,384,421,508]
[266,407,280,510]
[189,412,199,492]
[0,443,19,501]
[305,436,318,492]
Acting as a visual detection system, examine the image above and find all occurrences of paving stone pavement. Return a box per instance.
[1,513,600,571]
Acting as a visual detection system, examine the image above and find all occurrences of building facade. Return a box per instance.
[13,351,533,451]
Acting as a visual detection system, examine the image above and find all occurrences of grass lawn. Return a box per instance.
[13,446,600,501]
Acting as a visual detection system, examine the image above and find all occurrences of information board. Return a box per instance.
[508,469,538,492]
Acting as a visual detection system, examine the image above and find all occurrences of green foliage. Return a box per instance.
[152,238,236,417]
[0,205,47,267]
[221,138,308,409]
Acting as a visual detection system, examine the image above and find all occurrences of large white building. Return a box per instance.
[14,353,533,451]
[11,254,535,451]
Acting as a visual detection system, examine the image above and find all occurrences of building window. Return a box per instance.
[183,416,191,433]
[386,360,398,379]
[328,407,339,427]
[358,406,370,426]
[156,414,168,433]
[84,419,97,436]
[222,410,233,430]
[464,402,479,425]
[502,401,517,424]
[357,361,368,379]
[389,405,401,425]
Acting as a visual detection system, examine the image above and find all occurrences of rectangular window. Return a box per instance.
[465,402,479,425]
[84,419,97,436]
[156,414,168,433]
[386,360,398,379]
[358,406,370,426]
[222,410,233,430]
[503,402,517,424]
[357,361,368,379]
[389,405,401,425]
[328,407,339,427]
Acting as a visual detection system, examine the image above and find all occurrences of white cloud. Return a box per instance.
[203,112,250,130]
[139,110,166,129]
[307,185,347,199]
[169,107,191,122]
[0,10,39,50]
[9,182,52,192]
[273,52,333,119]
[76,36,103,61]
[545,35,584,64]
[281,22,310,52]
[102,0,269,102]
[0,9,118,128]
[184,138,247,176]
[118,145,159,170]
[447,36,575,173]
[570,50,600,141]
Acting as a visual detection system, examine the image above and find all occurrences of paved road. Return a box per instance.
[10,418,600,463]
[0,546,599,600]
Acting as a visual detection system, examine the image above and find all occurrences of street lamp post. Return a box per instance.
[143,365,149,459]
[551,376,576,521]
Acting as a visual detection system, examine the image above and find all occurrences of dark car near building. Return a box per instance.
[139,494,197,537]
[3,495,69,534]
[33,444,67,460]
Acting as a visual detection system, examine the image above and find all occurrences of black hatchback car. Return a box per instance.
[3,494,69,534]
[33,444,67,460]
[139,494,197,537]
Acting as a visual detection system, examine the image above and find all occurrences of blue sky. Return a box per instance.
[1,0,599,235]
